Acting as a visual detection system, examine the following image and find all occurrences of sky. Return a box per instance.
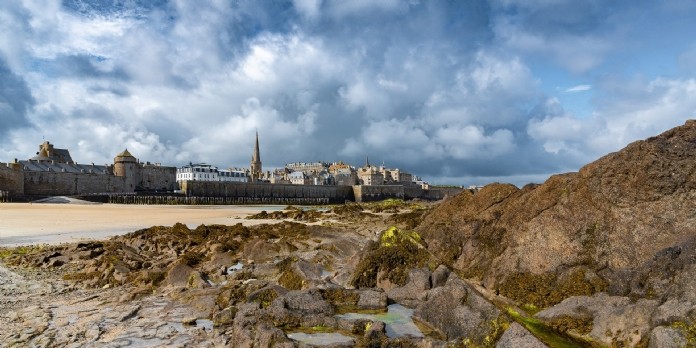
[1,0,696,187]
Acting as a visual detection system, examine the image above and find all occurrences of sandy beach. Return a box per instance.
[0,202,283,246]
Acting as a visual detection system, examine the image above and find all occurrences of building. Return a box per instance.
[356,157,385,186]
[176,163,247,183]
[285,161,328,175]
[379,166,413,185]
[250,132,263,182]
[0,141,176,196]
[328,161,357,186]
[288,171,310,185]
[412,176,429,189]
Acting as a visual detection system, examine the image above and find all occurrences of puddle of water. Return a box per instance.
[196,319,214,332]
[286,332,354,346]
[227,262,244,275]
[336,304,423,338]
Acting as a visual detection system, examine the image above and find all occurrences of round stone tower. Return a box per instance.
[114,149,138,192]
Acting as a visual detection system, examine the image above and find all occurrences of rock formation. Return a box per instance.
[418,120,696,346]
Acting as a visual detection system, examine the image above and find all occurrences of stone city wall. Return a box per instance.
[182,181,463,204]
[0,162,25,196]
[404,186,464,201]
[181,181,355,204]
[23,171,128,196]
[139,165,177,191]
[352,185,405,203]
[425,186,465,200]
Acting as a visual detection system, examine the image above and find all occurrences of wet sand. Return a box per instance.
[0,203,282,246]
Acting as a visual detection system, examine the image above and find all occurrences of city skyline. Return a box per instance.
[1,1,695,186]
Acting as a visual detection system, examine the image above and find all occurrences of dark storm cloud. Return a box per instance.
[0,58,34,134]
[1,0,694,186]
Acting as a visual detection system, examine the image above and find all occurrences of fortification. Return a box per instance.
[0,161,25,196]
[139,162,177,191]
[0,141,176,199]
[181,181,462,204]
[22,170,127,196]
[181,181,354,204]
[113,149,138,192]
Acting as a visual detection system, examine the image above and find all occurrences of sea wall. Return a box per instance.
[23,171,128,196]
[139,165,177,191]
[352,185,405,203]
[419,186,464,201]
[181,181,463,204]
[181,181,355,204]
[0,162,25,196]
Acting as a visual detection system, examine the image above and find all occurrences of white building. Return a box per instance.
[176,163,247,183]
[288,171,310,185]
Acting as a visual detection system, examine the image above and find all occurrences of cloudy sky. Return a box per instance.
[1,0,695,186]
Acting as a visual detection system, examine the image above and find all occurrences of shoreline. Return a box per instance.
[0,203,286,247]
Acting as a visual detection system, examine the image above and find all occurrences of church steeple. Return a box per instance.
[250,131,262,181]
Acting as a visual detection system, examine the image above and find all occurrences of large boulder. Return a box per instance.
[418,120,696,309]
[387,267,431,307]
[414,275,501,342]
[535,293,658,347]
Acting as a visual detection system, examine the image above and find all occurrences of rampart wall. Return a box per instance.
[23,171,128,196]
[139,166,177,191]
[352,185,404,202]
[181,181,355,204]
[0,162,24,196]
[182,181,464,204]
[404,186,465,201]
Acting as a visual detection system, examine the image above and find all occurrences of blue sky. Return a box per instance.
[1,0,695,186]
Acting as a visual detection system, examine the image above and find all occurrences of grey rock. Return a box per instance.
[430,265,450,288]
[357,289,387,309]
[387,268,431,305]
[496,323,547,348]
[165,261,195,287]
[648,326,687,348]
[414,277,500,341]
[365,320,386,339]
[652,299,694,326]
[282,289,334,316]
[213,307,237,327]
[536,293,657,347]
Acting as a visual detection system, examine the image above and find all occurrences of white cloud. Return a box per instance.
[435,125,515,159]
[528,77,696,159]
[564,84,591,93]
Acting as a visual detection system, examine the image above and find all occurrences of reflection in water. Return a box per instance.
[336,304,424,338]
[286,332,354,346]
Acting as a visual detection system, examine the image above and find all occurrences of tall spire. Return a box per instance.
[252,131,261,163]
[250,131,262,181]
[365,155,370,167]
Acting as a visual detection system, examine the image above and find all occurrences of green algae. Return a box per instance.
[671,321,696,346]
[351,227,430,288]
[505,308,602,348]
[499,268,607,308]
[278,268,304,290]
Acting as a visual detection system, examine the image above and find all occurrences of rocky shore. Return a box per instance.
[1,120,695,347]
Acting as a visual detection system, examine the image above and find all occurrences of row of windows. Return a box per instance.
[177,172,247,180]
[179,167,216,173]
[177,171,247,178]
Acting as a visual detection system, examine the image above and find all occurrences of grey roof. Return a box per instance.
[20,160,110,174]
